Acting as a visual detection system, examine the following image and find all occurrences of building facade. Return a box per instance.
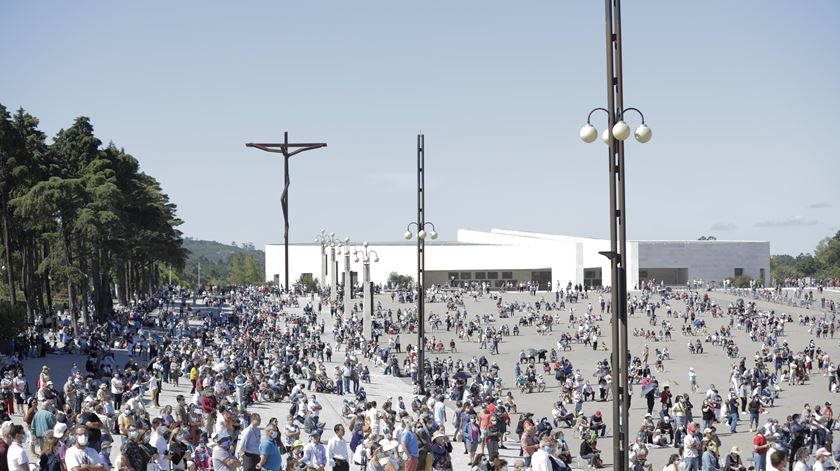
[265,228,769,290]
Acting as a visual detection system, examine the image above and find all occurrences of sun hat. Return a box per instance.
[731,446,741,454]
[53,423,68,439]
[292,440,304,448]
[379,439,398,451]
[432,430,447,441]
[816,447,831,457]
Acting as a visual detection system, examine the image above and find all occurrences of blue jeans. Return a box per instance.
[683,456,699,471]
[729,412,738,433]
[753,452,766,471]
[750,412,759,429]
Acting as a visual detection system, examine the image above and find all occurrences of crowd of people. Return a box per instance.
[0,281,838,471]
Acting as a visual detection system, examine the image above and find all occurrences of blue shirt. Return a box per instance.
[259,439,282,471]
[401,429,419,457]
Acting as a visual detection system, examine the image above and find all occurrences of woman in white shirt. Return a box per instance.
[7,425,30,471]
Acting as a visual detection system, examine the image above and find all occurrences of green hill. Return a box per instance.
[171,238,265,287]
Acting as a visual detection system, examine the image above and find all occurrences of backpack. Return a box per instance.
[41,452,63,471]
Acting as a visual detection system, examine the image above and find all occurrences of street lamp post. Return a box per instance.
[329,238,339,292]
[403,134,438,394]
[337,238,353,320]
[579,2,652,468]
[354,242,379,341]
[315,230,337,293]
[245,132,327,292]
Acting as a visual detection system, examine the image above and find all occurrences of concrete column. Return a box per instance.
[363,263,373,340]
[343,253,352,320]
[329,247,337,292]
[320,245,327,290]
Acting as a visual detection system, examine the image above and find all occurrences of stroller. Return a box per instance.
[314,375,335,393]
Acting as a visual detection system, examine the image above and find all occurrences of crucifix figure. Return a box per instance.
[246,132,327,291]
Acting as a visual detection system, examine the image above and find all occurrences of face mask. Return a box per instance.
[269,431,278,439]
[77,435,89,446]
[130,431,139,440]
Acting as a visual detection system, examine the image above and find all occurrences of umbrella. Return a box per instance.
[453,371,471,381]
[640,382,657,396]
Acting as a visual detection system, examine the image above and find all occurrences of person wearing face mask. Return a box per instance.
[150,422,171,471]
[400,418,420,471]
[302,431,327,471]
[530,438,553,471]
[211,433,240,471]
[64,427,105,471]
[7,425,30,471]
[463,413,481,462]
[257,425,282,471]
[288,441,305,471]
[78,401,103,453]
[120,426,149,471]
[174,396,189,427]
[12,373,26,418]
[237,413,262,471]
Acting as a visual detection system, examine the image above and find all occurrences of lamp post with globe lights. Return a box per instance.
[578,1,652,469]
[314,230,336,293]
[354,242,379,340]
[336,238,354,319]
[403,133,438,393]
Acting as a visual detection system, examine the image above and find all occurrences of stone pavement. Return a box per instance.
[10,286,840,470]
[369,287,840,470]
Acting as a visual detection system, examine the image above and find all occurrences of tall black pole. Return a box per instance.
[605,0,629,468]
[417,134,426,393]
[613,0,631,465]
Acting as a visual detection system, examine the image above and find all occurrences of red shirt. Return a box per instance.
[754,434,768,455]
[201,395,217,414]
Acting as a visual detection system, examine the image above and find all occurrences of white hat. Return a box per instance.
[53,423,68,439]
[378,438,398,451]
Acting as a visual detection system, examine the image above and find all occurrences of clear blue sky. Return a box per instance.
[2,1,838,255]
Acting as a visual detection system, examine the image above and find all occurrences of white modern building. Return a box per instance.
[265,228,769,290]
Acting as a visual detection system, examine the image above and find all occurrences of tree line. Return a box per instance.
[771,230,840,284]
[0,104,186,334]
[167,239,264,288]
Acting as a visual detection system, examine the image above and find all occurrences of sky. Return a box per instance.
[2,1,838,256]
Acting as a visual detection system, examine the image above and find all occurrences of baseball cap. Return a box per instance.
[816,448,831,457]
[53,423,68,439]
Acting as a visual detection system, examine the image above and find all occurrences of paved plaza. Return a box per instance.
[7,286,840,470]
[396,286,840,468]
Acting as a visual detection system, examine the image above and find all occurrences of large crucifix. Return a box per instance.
[246,132,327,292]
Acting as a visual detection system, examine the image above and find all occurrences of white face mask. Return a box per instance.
[77,435,88,447]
